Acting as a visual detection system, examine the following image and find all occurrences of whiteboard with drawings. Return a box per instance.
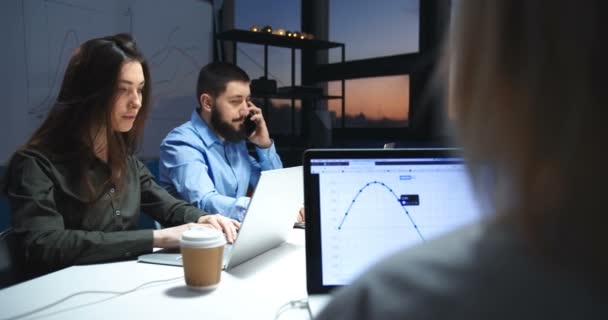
[0,0,213,163]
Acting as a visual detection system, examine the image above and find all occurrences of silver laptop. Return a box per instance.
[138,166,303,270]
[302,149,482,316]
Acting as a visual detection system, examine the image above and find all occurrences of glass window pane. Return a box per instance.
[235,0,301,86]
[235,0,300,32]
[235,0,302,136]
[329,0,419,62]
[258,99,302,136]
[328,75,409,128]
[235,45,301,87]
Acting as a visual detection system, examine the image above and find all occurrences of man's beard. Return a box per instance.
[210,106,248,143]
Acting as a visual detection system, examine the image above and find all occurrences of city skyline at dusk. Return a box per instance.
[328,75,409,122]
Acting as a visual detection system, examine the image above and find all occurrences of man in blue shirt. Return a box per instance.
[159,62,283,221]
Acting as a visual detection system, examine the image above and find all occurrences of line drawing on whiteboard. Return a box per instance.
[22,0,131,119]
[146,26,208,121]
[148,27,204,99]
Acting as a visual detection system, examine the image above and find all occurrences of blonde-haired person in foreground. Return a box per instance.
[316,1,608,319]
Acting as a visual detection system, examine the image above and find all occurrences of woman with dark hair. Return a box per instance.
[316,1,607,319]
[3,33,239,278]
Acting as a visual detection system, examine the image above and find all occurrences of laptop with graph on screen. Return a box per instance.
[303,148,482,316]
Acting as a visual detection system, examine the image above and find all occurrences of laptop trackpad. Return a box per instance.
[137,252,182,266]
[138,244,233,267]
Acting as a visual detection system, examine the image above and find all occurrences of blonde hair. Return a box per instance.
[446,1,608,276]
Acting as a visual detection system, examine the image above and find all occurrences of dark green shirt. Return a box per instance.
[5,148,208,276]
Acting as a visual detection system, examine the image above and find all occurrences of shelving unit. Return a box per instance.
[216,29,345,138]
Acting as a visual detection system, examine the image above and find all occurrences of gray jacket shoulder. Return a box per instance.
[317,222,606,319]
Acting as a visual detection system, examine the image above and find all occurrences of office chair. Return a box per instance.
[0,227,25,289]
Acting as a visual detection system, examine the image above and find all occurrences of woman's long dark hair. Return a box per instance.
[21,33,151,201]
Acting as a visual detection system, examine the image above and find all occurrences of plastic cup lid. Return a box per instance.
[180,227,226,248]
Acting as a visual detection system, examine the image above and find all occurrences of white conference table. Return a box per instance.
[0,229,311,320]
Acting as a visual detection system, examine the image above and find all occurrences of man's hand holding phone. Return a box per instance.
[245,100,272,148]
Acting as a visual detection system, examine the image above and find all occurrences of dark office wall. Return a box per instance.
[0,166,8,230]
[0,0,214,164]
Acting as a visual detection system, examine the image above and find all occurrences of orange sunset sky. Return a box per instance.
[328,75,410,121]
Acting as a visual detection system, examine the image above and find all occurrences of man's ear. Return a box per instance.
[200,94,213,111]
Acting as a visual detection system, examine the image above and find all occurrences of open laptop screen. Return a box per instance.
[304,149,481,293]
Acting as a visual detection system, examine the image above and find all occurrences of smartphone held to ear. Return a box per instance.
[245,112,257,136]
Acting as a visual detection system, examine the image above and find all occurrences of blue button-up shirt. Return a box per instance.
[159,110,283,221]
